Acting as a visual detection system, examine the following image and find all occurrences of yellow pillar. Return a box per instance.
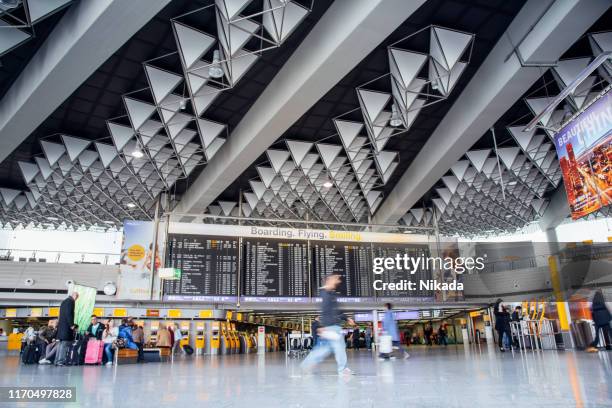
[548,255,571,331]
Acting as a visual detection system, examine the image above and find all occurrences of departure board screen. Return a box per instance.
[164,234,238,297]
[373,244,433,298]
[243,238,309,297]
[311,241,373,297]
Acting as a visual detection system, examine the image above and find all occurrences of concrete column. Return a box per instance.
[548,255,574,348]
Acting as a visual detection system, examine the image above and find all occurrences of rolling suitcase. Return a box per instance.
[85,339,104,364]
[571,322,585,349]
[67,338,86,366]
[21,343,40,364]
[379,334,393,356]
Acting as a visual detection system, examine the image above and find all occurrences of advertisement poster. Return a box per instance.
[69,284,96,335]
[118,220,163,300]
[554,89,612,219]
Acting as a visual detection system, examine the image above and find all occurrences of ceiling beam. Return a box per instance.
[0,0,172,163]
[372,0,610,227]
[174,0,428,215]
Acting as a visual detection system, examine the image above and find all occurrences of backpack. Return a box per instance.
[182,344,194,355]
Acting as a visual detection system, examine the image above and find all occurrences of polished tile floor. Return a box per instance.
[1,345,611,407]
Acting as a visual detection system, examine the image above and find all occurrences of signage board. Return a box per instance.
[554,90,612,219]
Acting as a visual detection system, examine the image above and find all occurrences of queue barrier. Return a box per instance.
[510,319,560,351]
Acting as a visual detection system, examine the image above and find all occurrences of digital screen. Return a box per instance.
[311,241,373,297]
[555,89,612,219]
[373,243,433,298]
[164,234,238,297]
[243,238,309,297]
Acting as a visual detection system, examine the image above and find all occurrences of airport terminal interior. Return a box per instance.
[0,0,612,406]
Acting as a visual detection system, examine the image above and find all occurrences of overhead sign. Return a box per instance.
[30,308,43,317]
[554,89,612,219]
[199,310,213,319]
[159,267,181,280]
[170,222,429,243]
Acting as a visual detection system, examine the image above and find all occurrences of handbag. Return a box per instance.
[114,337,127,349]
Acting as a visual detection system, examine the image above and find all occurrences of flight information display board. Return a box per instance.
[243,238,309,297]
[311,241,373,297]
[164,234,238,297]
[373,243,432,298]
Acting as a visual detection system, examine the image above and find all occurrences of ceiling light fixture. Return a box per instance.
[209,50,224,79]
[322,181,333,188]
[431,78,439,91]
[103,221,115,224]
[390,103,402,127]
[131,142,144,158]
[47,217,58,221]
[179,99,187,110]
[508,181,517,186]
[126,203,136,208]
[505,214,512,218]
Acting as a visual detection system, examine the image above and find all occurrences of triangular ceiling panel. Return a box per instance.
[61,135,91,162]
[18,162,39,184]
[173,21,216,69]
[95,143,119,168]
[431,26,472,70]
[466,149,491,173]
[388,48,427,90]
[124,97,157,131]
[40,140,66,167]
[27,0,72,23]
[144,65,183,105]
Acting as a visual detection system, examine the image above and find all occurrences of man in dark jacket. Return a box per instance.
[55,292,78,365]
[587,290,611,352]
[300,274,355,375]
[494,300,512,352]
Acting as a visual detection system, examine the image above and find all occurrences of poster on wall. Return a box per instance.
[554,89,612,219]
[69,284,96,335]
[117,220,163,300]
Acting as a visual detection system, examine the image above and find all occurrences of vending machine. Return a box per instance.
[194,321,206,354]
[179,321,190,348]
[209,321,220,355]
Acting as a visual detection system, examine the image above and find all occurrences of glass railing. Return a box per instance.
[0,249,120,265]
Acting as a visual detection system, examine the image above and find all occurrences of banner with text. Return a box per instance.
[554,89,612,219]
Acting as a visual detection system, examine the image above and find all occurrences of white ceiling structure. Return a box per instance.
[201,24,476,224]
[0,0,610,236]
[0,0,72,57]
[373,0,611,236]
[0,0,313,230]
